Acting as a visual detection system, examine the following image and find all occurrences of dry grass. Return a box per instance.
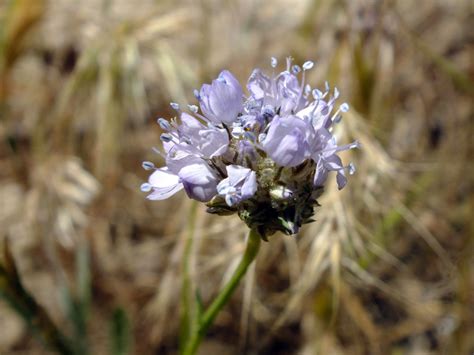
[0,0,472,354]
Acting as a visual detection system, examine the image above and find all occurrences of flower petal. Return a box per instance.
[336,170,347,190]
[179,163,218,202]
[147,183,184,200]
[262,116,310,167]
[146,168,184,200]
[198,128,229,158]
[313,158,328,186]
[199,70,243,124]
[227,165,251,186]
[241,171,257,199]
[149,168,180,188]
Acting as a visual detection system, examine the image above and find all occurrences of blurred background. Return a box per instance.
[0,0,472,354]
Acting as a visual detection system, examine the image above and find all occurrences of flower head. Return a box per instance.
[142,57,359,238]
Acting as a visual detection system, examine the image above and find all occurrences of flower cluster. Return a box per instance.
[141,57,359,238]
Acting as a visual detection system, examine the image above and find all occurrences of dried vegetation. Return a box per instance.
[0,0,472,354]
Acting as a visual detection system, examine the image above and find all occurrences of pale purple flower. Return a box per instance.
[144,153,218,202]
[247,69,270,102]
[142,168,184,200]
[176,112,229,158]
[142,57,359,236]
[274,70,306,115]
[261,115,312,167]
[179,162,219,202]
[313,154,347,190]
[199,70,244,125]
[247,58,309,116]
[306,120,359,190]
[217,165,257,206]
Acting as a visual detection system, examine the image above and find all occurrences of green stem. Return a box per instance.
[179,201,199,351]
[182,228,261,355]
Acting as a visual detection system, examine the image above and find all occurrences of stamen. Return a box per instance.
[142,161,155,170]
[160,133,173,142]
[140,183,152,192]
[157,118,171,131]
[348,162,356,175]
[271,57,278,68]
[302,61,314,70]
[330,108,342,123]
[188,105,199,113]
[170,102,180,110]
[295,67,307,108]
[312,89,323,99]
[286,56,293,71]
[317,140,361,156]
[292,65,301,74]
[340,103,349,112]
[349,140,361,149]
